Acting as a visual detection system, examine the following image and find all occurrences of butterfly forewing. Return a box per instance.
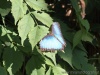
[52,22,66,46]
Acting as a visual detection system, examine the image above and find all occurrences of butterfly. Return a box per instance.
[39,22,66,51]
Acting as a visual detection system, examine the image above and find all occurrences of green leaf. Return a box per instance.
[43,52,57,65]
[77,15,90,31]
[72,48,88,69]
[82,30,93,43]
[3,47,24,74]
[58,42,73,68]
[0,0,11,9]
[70,0,79,12]
[72,48,97,75]
[31,67,45,75]
[81,20,90,31]
[0,8,10,16]
[52,66,68,75]
[0,66,7,75]
[25,55,45,75]
[28,25,49,49]
[10,0,27,24]
[44,57,54,67]
[77,43,86,52]
[32,11,53,27]
[18,13,35,45]
[25,0,48,10]
[46,67,51,75]
[0,25,12,36]
[70,0,90,31]
[73,30,83,48]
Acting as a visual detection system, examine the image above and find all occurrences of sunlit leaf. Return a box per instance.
[18,13,35,45]
[52,66,68,75]
[32,11,53,27]
[25,0,48,10]
[10,0,27,24]
[44,57,54,66]
[0,25,12,36]
[28,25,49,49]
[43,52,57,65]
[46,67,52,75]
[31,67,45,75]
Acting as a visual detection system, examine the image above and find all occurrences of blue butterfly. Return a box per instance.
[39,22,66,51]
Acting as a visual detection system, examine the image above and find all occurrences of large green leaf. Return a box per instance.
[18,13,35,45]
[52,66,68,75]
[28,25,49,49]
[32,11,53,27]
[10,0,27,24]
[73,30,83,48]
[0,66,7,75]
[58,42,73,68]
[25,54,45,75]
[25,0,48,11]
[3,47,24,74]
[72,48,88,69]
[72,48,97,75]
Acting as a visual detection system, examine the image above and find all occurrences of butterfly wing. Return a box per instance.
[39,22,66,51]
[39,34,64,51]
[52,22,66,46]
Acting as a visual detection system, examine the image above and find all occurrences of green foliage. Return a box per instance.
[25,0,48,11]
[25,54,45,75]
[3,47,24,74]
[28,25,49,49]
[18,13,35,45]
[0,66,7,75]
[52,66,68,75]
[0,0,99,75]
[10,0,27,24]
[73,30,83,48]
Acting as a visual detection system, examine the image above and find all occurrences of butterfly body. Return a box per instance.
[39,22,66,51]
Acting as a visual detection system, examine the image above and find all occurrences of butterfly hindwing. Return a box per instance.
[40,35,63,50]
